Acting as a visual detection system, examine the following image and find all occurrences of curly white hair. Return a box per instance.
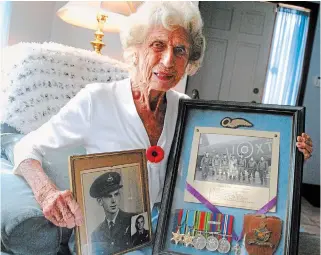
[120,1,206,76]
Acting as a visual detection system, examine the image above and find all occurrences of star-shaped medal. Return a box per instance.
[183,232,194,247]
[171,229,183,245]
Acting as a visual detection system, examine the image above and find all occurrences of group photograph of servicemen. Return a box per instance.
[195,152,270,187]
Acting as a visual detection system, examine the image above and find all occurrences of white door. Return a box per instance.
[187,2,276,103]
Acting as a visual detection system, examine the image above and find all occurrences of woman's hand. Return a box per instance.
[296,133,313,160]
[41,189,83,229]
[16,159,84,229]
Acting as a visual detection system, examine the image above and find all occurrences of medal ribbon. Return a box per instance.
[222,214,228,239]
[180,209,188,234]
[188,210,196,236]
[186,182,277,242]
[198,211,206,234]
[175,209,183,232]
[194,211,200,234]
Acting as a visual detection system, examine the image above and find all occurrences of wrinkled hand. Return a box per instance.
[296,133,313,160]
[40,189,83,228]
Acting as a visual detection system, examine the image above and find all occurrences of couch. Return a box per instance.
[1,42,129,255]
[1,42,319,255]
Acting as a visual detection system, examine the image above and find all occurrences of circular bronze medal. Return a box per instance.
[218,238,231,253]
[206,235,219,251]
[192,234,207,250]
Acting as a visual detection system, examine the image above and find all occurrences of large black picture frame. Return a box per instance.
[153,99,305,255]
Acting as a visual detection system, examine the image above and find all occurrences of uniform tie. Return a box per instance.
[109,221,115,232]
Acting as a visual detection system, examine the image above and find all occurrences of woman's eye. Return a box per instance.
[151,42,165,50]
[174,47,187,56]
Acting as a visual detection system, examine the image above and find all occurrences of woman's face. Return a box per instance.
[136,25,191,91]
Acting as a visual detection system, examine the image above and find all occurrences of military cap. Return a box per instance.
[90,171,123,198]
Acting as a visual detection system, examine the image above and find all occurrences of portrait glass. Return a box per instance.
[69,150,151,255]
[185,127,280,211]
[154,100,305,255]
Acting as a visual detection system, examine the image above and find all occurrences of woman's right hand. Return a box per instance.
[40,188,84,229]
[16,159,84,229]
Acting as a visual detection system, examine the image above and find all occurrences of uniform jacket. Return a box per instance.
[201,156,211,168]
[213,158,221,166]
[238,158,246,167]
[91,210,135,255]
[247,160,257,169]
[131,229,150,247]
[257,160,268,171]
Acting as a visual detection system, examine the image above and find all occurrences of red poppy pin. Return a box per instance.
[146,146,164,163]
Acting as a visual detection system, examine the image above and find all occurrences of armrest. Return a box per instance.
[1,158,61,254]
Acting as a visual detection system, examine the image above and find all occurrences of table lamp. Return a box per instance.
[57,1,142,54]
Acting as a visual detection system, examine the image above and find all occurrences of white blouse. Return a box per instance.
[13,78,189,206]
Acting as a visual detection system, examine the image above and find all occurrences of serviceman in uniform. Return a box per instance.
[200,152,211,180]
[257,156,269,185]
[212,153,221,177]
[237,153,247,182]
[220,154,229,180]
[247,157,258,183]
[228,154,238,181]
[90,171,134,255]
[131,215,150,246]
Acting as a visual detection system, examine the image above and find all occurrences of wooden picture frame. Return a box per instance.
[153,99,305,255]
[69,149,152,255]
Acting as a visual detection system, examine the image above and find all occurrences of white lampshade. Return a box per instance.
[57,1,143,33]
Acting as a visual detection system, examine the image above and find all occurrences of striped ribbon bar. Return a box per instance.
[173,209,184,232]
[187,210,196,236]
[180,209,188,234]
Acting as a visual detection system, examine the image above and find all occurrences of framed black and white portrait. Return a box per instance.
[69,149,152,255]
[130,212,151,247]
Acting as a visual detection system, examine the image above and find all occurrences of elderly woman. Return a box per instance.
[13,1,312,254]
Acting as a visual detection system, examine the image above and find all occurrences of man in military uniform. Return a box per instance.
[237,154,247,182]
[131,215,150,246]
[220,154,229,180]
[247,157,257,183]
[90,171,135,255]
[212,153,221,177]
[228,154,238,181]
[200,152,211,179]
[257,156,269,185]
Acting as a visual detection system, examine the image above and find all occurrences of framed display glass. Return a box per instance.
[154,100,304,255]
[69,149,152,255]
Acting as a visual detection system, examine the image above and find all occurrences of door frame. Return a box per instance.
[268,1,319,106]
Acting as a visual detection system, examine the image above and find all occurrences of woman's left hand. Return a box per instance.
[296,133,313,160]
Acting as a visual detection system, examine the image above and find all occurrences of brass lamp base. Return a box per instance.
[91,13,107,54]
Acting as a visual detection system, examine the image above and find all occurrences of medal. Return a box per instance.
[218,238,231,253]
[171,229,183,245]
[192,233,207,250]
[206,211,219,251]
[183,231,194,247]
[183,210,195,247]
[171,209,184,245]
[206,235,219,251]
[192,211,207,250]
[217,215,231,253]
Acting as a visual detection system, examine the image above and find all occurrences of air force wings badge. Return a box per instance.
[220,117,253,129]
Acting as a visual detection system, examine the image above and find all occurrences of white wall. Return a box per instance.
[8,1,55,45]
[302,13,320,185]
